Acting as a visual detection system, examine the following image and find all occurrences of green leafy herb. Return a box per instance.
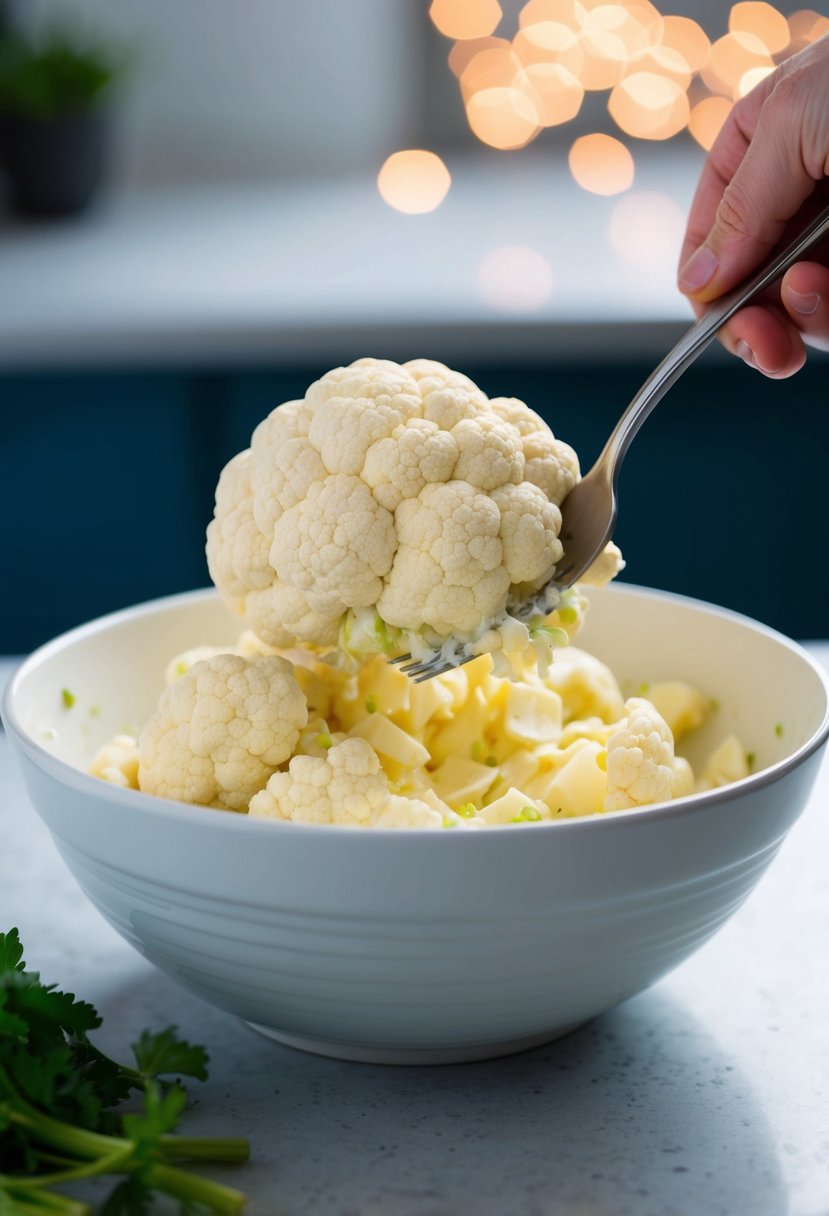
[365,696,378,715]
[0,928,249,1214]
[60,689,76,709]
[637,682,650,695]
[746,751,756,771]
[455,803,477,818]
[485,756,498,767]
[315,732,333,750]
[510,806,542,823]
[774,722,784,738]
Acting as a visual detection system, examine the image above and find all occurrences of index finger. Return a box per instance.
[678,72,776,274]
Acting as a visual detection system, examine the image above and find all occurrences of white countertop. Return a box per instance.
[1,648,828,1214]
[0,150,707,369]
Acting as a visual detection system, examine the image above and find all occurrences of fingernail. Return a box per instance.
[786,286,820,315]
[736,340,756,368]
[679,246,719,293]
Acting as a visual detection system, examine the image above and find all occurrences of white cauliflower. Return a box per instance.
[138,654,307,811]
[604,697,680,812]
[207,357,618,658]
[249,737,388,826]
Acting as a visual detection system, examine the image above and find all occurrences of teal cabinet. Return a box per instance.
[2,359,826,651]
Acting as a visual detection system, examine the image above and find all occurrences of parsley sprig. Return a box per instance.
[0,928,249,1214]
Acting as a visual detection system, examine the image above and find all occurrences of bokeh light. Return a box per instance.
[478,246,554,312]
[430,0,502,41]
[702,32,774,98]
[513,23,585,77]
[448,36,509,78]
[377,150,452,214]
[609,72,690,140]
[524,62,584,126]
[658,16,710,72]
[459,44,522,99]
[433,2,822,193]
[737,63,776,97]
[688,95,733,151]
[466,86,540,149]
[608,191,685,269]
[568,133,635,195]
[729,2,790,54]
[577,30,630,91]
[787,8,829,51]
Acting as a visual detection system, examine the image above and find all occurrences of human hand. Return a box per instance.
[677,36,829,377]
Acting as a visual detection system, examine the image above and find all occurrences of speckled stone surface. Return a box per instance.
[2,651,828,1216]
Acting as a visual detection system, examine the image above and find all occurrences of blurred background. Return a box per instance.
[1,0,827,652]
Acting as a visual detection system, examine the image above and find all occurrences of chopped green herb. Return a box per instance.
[485,755,498,767]
[557,605,578,625]
[365,696,378,715]
[455,803,477,818]
[0,927,249,1213]
[442,816,459,830]
[175,660,188,677]
[746,751,756,771]
[511,805,542,823]
[638,682,650,695]
[61,688,76,709]
[316,732,333,749]
[774,722,784,738]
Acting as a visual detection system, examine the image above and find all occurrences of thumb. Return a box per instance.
[679,81,814,303]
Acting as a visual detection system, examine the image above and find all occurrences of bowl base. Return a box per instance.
[244,1020,585,1065]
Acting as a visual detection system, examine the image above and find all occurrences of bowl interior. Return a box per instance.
[6,585,828,784]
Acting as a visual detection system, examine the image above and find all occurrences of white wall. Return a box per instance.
[19,1,422,182]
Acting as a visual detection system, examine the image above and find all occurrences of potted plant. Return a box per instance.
[0,31,120,218]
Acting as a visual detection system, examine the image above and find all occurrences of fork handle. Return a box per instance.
[601,203,829,472]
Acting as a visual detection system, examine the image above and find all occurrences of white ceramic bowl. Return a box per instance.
[4,586,828,1065]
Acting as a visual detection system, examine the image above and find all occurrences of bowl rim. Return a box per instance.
[4,583,829,840]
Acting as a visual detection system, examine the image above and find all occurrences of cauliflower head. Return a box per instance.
[138,654,307,811]
[604,697,683,812]
[207,358,617,656]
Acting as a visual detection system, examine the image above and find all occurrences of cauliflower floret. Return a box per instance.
[164,646,230,685]
[373,794,444,830]
[604,697,678,811]
[90,734,139,789]
[249,737,389,826]
[206,357,621,660]
[138,654,307,811]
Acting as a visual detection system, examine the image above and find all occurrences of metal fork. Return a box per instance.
[394,202,829,682]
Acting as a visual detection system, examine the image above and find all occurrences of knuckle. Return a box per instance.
[714,185,756,243]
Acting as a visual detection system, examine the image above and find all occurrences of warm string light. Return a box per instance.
[376,151,451,214]
[376,4,826,211]
[420,1,826,200]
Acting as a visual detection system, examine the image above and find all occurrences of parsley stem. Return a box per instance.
[1,1184,91,1215]
[4,1100,131,1160]
[4,1145,134,1187]
[149,1162,247,1214]
[158,1134,251,1163]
